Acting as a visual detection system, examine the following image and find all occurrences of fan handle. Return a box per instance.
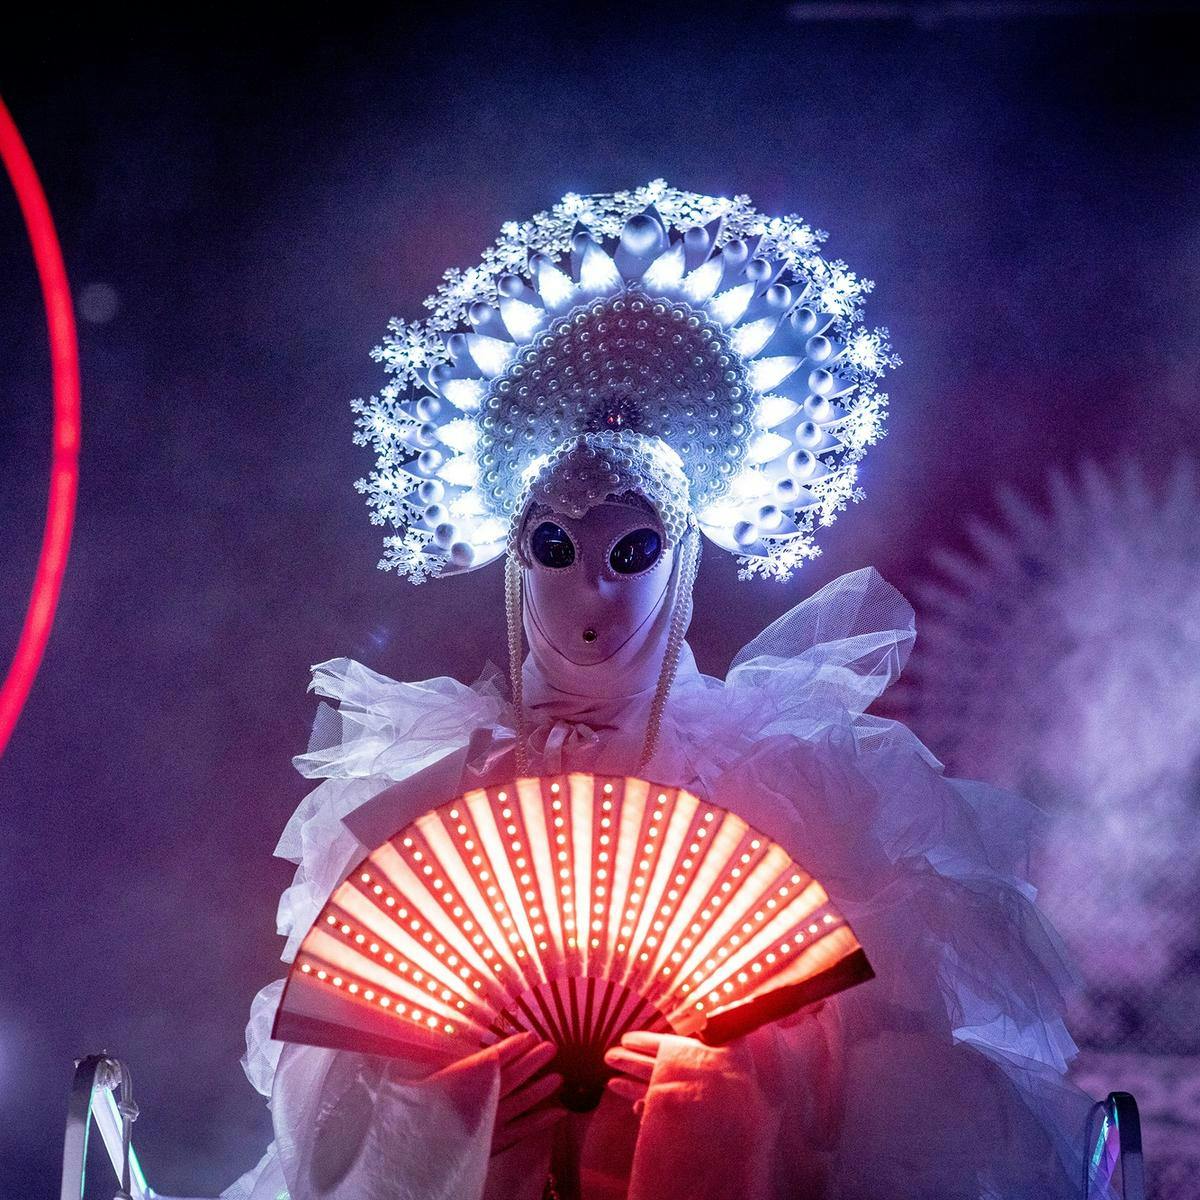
[698,947,874,1045]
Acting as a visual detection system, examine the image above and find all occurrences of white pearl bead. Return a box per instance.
[733,521,759,546]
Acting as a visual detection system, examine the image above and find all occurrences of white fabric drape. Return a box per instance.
[223,569,1097,1200]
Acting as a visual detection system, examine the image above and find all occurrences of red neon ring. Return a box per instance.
[0,96,81,758]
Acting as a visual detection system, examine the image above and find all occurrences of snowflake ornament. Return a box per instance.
[354,182,898,582]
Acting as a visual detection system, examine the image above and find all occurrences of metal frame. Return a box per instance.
[62,1055,162,1200]
[63,1050,1145,1199]
[1085,1091,1146,1200]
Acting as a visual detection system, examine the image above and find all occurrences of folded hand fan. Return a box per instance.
[274,773,873,1110]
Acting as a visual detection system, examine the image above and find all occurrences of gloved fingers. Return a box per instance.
[603,1045,655,1082]
[498,1039,557,1096]
[619,1030,669,1056]
[494,1031,540,1065]
[605,1075,646,1103]
[496,1071,563,1125]
[493,1102,568,1154]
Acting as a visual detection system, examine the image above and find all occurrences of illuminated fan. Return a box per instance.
[274,773,873,1109]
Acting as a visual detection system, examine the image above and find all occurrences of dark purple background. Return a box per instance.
[2,4,1198,1195]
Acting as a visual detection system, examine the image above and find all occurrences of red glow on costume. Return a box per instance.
[274,772,873,1110]
[0,96,81,757]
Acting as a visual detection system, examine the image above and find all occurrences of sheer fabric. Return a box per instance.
[224,569,1096,1200]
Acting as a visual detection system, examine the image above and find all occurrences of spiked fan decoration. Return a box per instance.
[274,773,873,1110]
[354,181,898,583]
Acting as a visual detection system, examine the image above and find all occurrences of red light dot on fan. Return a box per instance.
[360,873,371,883]
[340,923,351,934]
[301,963,312,974]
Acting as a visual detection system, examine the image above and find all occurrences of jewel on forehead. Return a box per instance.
[585,395,643,433]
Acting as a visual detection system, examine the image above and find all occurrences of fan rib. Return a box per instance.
[277,773,874,1109]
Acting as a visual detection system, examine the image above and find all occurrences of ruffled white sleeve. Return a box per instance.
[652,568,1094,1197]
[223,658,511,1200]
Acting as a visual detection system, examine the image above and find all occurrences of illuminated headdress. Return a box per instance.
[354,181,897,582]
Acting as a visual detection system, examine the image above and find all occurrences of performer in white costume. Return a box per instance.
[224,184,1096,1200]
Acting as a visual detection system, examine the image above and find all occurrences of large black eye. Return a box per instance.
[609,528,662,575]
[530,521,576,569]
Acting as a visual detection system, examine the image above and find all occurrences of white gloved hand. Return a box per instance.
[490,1032,567,1155]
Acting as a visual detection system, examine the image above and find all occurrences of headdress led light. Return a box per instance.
[354,181,898,582]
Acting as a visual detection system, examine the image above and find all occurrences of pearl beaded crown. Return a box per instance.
[354,181,898,582]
